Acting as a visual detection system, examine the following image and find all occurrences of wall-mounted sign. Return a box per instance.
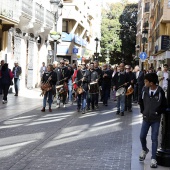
[73,48,78,54]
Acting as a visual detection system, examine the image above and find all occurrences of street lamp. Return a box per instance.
[50,0,63,62]
[94,37,99,61]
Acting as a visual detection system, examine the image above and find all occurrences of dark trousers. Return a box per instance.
[125,94,132,110]
[95,93,99,106]
[2,84,10,101]
[0,78,2,94]
[90,93,97,109]
[134,84,138,101]
[14,78,20,95]
[102,83,109,104]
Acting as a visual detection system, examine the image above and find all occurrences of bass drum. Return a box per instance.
[89,82,99,94]
[116,87,126,97]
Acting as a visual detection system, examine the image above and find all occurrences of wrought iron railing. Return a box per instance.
[46,10,54,27]
[22,0,33,16]
[35,3,44,22]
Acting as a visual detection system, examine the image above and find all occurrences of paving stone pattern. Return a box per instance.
[0,99,132,170]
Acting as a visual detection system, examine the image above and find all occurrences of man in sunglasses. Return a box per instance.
[55,59,69,108]
[76,62,90,114]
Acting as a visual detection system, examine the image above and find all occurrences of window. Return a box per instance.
[144,2,150,12]
[62,20,68,33]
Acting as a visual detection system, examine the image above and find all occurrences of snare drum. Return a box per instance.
[116,87,126,97]
[89,82,99,94]
[56,85,64,94]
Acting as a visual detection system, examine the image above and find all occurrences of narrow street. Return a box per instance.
[0,90,169,170]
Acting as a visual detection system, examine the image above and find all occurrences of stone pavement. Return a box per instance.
[0,89,170,170]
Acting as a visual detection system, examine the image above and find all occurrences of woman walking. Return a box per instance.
[0,63,13,104]
[41,64,57,112]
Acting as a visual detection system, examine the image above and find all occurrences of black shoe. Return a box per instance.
[128,109,132,112]
[121,112,124,116]
[86,107,90,111]
[77,108,80,112]
[116,111,120,115]
[105,104,108,106]
[125,108,127,111]
[95,105,99,109]
[14,94,18,96]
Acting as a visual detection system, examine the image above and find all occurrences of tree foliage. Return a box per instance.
[100,1,138,65]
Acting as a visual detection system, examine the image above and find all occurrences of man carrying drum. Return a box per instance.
[94,60,102,109]
[87,62,98,111]
[76,62,90,114]
[112,63,129,116]
[55,60,69,108]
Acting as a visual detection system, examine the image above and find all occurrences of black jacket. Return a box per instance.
[89,69,98,82]
[41,71,57,86]
[112,71,130,90]
[139,86,167,122]
[94,67,102,86]
[101,69,112,85]
[55,66,69,85]
[76,69,90,91]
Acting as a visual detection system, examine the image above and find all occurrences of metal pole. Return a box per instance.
[141,42,145,71]
[53,7,58,62]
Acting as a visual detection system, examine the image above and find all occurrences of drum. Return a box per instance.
[89,82,99,94]
[56,85,64,94]
[77,86,84,94]
[126,85,134,96]
[116,87,126,97]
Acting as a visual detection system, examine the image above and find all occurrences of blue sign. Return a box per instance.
[139,52,147,60]
[74,35,82,45]
[73,48,78,54]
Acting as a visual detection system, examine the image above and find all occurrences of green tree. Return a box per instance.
[100,2,138,65]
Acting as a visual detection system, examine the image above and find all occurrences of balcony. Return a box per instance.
[22,0,33,18]
[35,3,44,23]
[45,10,54,28]
[0,0,20,23]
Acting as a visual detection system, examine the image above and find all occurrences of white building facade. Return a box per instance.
[0,0,101,90]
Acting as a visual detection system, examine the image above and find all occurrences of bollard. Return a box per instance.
[156,79,170,167]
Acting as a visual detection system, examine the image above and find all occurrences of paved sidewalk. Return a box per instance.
[0,92,170,170]
[0,88,42,122]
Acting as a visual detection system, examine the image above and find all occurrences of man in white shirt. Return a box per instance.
[40,62,47,78]
[157,64,170,96]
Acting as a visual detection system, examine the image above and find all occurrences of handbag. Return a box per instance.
[9,69,14,79]
[10,80,14,86]
[77,86,84,94]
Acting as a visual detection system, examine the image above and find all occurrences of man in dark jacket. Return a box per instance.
[87,63,98,111]
[94,60,102,108]
[138,73,167,168]
[101,63,112,106]
[125,65,135,112]
[55,60,69,108]
[112,63,129,116]
[76,63,90,114]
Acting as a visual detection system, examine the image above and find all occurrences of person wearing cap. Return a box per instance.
[12,61,22,96]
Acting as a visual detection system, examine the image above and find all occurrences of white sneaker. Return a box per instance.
[150,159,157,168]
[2,100,7,104]
[139,149,149,161]
[56,104,60,108]
[63,104,66,108]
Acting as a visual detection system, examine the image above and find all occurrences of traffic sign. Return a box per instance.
[139,52,147,60]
